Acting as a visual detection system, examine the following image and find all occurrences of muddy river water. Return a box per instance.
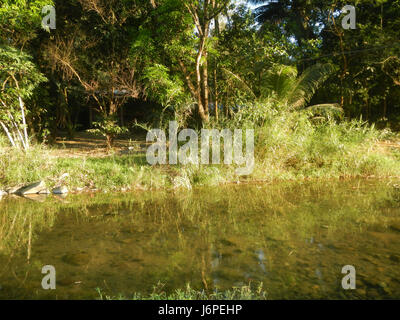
[0,179,399,299]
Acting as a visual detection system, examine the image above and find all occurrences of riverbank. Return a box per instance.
[1,137,400,194]
[1,117,400,194]
[97,283,268,300]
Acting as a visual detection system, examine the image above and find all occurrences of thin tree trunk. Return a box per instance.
[89,107,93,128]
[10,75,30,150]
[120,104,124,127]
[214,68,218,121]
[7,111,26,149]
[330,8,348,108]
[11,119,26,150]
[213,5,220,121]
[18,96,29,150]
[195,41,209,123]
[383,96,387,119]
[202,51,209,117]
[0,120,17,148]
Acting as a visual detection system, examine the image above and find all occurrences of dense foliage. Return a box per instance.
[0,0,399,147]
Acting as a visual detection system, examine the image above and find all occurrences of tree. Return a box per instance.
[0,0,53,47]
[45,0,144,148]
[133,0,231,125]
[0,45,46,149]
[248,0,318,45]
[319,0,400,121]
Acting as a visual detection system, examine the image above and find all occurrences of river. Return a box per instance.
[0,179,399,299]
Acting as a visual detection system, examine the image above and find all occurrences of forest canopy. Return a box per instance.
[0,0,400,147]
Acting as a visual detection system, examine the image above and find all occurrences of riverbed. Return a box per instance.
[0,179,399,299]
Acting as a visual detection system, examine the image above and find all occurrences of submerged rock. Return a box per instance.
[52,186,68,194]
[23,194,48,202]
[390,222,400,233]
[38,188,51,194]
[16,181,46,195]
[219,239,236,247]
[62,252,91,266]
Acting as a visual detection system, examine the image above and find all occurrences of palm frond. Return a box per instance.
[287,63,335,110]
[220,67,256,97]
[252,2,288,25]
[261,64,297,100]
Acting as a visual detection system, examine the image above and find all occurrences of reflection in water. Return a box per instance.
[0,179,399,299]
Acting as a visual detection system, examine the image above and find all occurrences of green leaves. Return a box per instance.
[0,44,46,149]
[0,0,54,45]
[0,45,46,107]
[143,64,187,108]
[259,62,335,111]
[287,63,335,110]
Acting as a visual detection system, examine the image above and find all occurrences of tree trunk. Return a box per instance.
[120,104,124,127]
[18,96,29,150]
[214,68,218,121]
[383,96,387,119]
[0,120,17,148]
[213,8,220,121]
[202,51,209,117]
[106,134,114,150]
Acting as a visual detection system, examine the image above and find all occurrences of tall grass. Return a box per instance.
[0,103,399,192]
[222,103,400,180]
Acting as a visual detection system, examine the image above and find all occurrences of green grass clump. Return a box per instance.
[238,103,400,181]
[97,283,268,300]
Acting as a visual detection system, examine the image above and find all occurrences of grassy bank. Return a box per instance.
[1,105,400,192]
[97,283,268,300]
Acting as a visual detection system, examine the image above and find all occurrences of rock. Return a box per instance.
[52,186,68,194]
[54,194,68,202]
[6,185,24,194]
[0,190,7,196]
[59,173,69,180]
[389,222,400,233]
[38,188,50,194]
[23,194,47,202]
[219,239,236,247]
[58,277,76,286]
[16,181,46,195]
[62,252,91,266]
[367,231,398,246]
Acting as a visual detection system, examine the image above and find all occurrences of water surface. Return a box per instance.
[0,179,399,299]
